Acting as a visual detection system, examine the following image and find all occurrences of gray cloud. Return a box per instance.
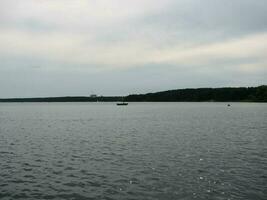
[0,0,266,97]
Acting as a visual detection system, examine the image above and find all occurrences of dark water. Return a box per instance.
[0,102,266,200]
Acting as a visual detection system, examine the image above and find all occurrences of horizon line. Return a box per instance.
[0,85,266,100]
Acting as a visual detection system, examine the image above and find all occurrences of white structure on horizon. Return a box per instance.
[90,94,97,98]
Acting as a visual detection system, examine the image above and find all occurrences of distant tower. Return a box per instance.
[90,94,97,98]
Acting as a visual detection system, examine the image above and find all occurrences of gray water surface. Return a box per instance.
[0,102,266,200]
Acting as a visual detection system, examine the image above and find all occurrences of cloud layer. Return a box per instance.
[0,0,266,97]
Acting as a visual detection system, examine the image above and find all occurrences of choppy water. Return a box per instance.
[0,102,266,200]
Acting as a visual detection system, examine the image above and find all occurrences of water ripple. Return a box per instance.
[0,102,266,200]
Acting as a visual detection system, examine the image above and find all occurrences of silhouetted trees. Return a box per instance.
[0,96,121,102]
[125,86,267,102]
[0,86,266,102]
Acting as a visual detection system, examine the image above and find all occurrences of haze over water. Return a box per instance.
[0,102,266,200]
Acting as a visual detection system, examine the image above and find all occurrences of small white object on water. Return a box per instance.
[199,177,203,180]
[199,158,203,161]
[129,180,133,184]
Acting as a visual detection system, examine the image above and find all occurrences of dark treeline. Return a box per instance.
[0,86,266,102]
[125,85,267,102]
[0,96,122,103]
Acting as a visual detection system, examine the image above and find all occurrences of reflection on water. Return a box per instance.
[0,102,266,200]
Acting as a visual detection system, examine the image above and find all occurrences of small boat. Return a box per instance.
[117,102,128,106]
[227,104,231,107]
[117,97,128,106]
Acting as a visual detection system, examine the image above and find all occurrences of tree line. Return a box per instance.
[124,85,267,102]
[0,86,266,102]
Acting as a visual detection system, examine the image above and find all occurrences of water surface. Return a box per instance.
[0,102,266,199]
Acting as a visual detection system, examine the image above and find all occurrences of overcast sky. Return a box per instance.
[0,0,266,97]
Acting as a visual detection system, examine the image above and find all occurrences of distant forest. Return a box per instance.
[0,96,121,103]
[125,85,267,102]
[0,86,266,102]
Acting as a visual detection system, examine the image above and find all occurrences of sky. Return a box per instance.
[0,0,267,98]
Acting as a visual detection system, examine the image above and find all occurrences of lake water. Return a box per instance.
[0,102,266,200]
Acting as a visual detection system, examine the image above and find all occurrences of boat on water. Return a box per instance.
[117,102,128,106]
[117,97,128,106]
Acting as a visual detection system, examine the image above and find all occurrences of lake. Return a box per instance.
[0,102,266,200]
